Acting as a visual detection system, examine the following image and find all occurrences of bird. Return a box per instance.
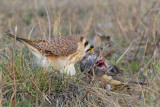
[80,54,121,77]
[80,54,146,88]
[6,32,94,76]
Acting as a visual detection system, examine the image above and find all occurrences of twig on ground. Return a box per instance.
[116,42,133,64]
[147,36,160,69]
[134,31,145,60]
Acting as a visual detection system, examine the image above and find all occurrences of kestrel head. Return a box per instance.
[80,36,94,55]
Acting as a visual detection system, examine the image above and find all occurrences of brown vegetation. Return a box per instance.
[0,0,160,106]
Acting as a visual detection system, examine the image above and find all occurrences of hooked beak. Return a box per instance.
[89,45,94,54]
[90,48,94,54]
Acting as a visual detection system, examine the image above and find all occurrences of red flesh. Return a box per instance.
[95,60,107,68]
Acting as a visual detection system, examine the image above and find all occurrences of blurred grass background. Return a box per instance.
[0,0,160,106]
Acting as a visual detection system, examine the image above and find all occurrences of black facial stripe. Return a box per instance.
[80,37,84,41]
[86,48,91,53]
[84,41,88,47]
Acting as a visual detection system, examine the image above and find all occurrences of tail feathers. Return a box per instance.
[6,32,44,49]
[6,32,32,43]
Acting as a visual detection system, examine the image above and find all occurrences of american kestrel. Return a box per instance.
[6,32,94,76]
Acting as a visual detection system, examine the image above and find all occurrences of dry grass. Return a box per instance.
[0,0,160,106]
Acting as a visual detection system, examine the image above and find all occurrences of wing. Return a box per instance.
[38,36,79,56]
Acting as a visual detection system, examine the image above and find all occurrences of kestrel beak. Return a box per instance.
[91,48,94,54]
[89,45,94,54]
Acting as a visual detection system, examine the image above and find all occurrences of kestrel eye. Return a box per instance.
[90,45,94,48]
